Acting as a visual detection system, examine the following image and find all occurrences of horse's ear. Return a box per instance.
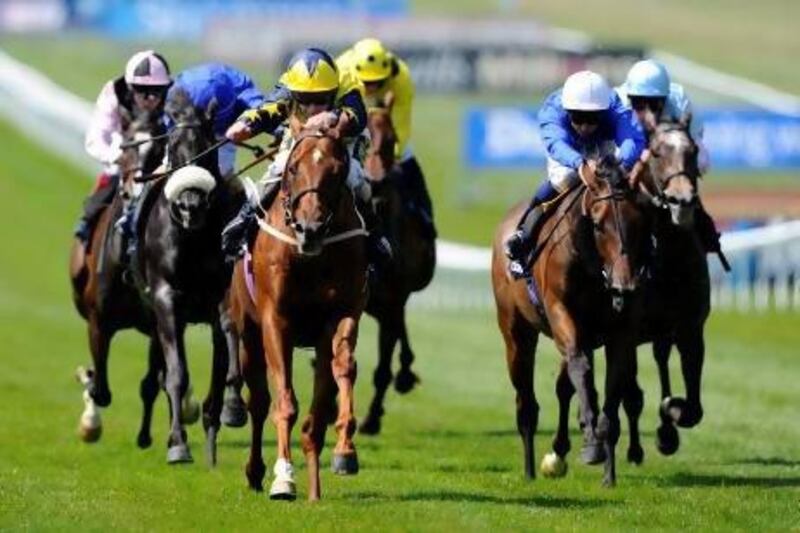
[382,91,395,112]
[205,97,219,122]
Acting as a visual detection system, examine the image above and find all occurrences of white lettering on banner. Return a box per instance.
[483,110,545,159]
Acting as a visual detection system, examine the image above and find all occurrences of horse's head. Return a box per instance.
[581,155,649,311]
[118,106,166,184]
[364,92,397,181]
[281,130,349,256]
[642,118,699,228]
[162,88,220,230]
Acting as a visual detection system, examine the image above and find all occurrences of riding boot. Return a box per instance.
[694,199,722,254]
[399,157,437,239]
[74,173,119,244]
[357,196,393,275]
[221,180,281,261]
[504,180,560,279]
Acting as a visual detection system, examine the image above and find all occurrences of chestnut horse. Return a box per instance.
[68,107,197,447]
[230,128,368,501]
[492,157,650,486]
[359,103,436,435]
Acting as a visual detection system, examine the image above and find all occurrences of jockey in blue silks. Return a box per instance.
[504,70,646,278]
[166,62,267,176]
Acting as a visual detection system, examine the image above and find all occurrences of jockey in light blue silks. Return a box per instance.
[117,63,266,248]
[504,70,646,278]
[616,59,721,253]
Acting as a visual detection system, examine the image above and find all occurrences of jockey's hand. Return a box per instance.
[629,150,650,188]
[305,111,339,131]
[225,121,253,142]
[326,111,352,140]
[107,132,124,164]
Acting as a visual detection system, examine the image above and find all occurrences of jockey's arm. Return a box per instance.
[611,96,646,170]
[538,103,583,170]
[85,80,124,165]
[226,83,291,142]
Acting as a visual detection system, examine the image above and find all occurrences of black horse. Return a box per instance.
[133,87,245,464]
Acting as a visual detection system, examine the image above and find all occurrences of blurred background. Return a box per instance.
[1,0,799,311]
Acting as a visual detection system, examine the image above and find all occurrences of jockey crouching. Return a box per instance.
[504,70,646,278]
[617,59,722,254]
[118,62,267,257]
[74,50,171,245]
[222,47,392,265]
[337,38,437,239]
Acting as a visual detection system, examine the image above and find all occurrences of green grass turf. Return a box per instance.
[1,116,799,530]
[1,33,799,246]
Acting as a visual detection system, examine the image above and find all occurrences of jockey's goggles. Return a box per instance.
[293,91,335,106]
[131,84,167,98]
[363,80,386,91]
[629,95,666,112]
[568,110,602,126]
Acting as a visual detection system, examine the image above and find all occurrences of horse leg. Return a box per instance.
[302,331,339,501]
[263,313,298,500]
[86,315,113,407]
[136,336,164,449]
[543,361,573,478]
[241,318,268,492]
[153,288,192,464]
[622,364,644,465]
[653,338,679,455]
[330,316,360,476]
[219,303,247,428]
[598,336,636,487]
[360,310,398,436]
[395,303,421,394]
[202,316,229,467]
[501,313,539,479]
[668,326,705,428]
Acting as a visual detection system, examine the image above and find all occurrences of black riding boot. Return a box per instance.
[504,202,546,279]
[399,157,437,239]
[357,196,393,274]
[221,181,281,261]
[74,174,120,243]
[694,199,722,254]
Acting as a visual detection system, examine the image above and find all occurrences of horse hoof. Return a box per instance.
[627,445,644,465]
[660,397,688,425]
[332,453,359,475]
[540,452,568,478]
[137,432,152,449]
[581,443,606,465]
[180,398,201,425]
[78,423,102,443]
[602,476,617,488]
[167,444,193,464]
[656,423,680,456]
[394,369,420,394]
[269,479,297,501]
[359,414,381,436]
[220,398,248,428]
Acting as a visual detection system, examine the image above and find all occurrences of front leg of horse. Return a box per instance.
[331,316,360,476]
[202,318,229,467]
[543,362,573,478]
[395,307,421,394]
[154,290,192,464]
[564,349,605,465]
[360,313,398,436]
[137,337,164,449]
[653,338,679,455]
[622,375,644,465]
[669,327,705,428]
[240,318,269,492]
[599,339,637,487]
[86,317,113,407]
[263,315,299,500]
[219,304,247,428]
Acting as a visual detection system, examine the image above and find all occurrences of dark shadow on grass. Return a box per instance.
[338,490,614,509]
[726,457,800,467]
[659,472,800,488]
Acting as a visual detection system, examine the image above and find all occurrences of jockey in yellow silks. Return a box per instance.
[222,47,391,263]
[337,38,436,238]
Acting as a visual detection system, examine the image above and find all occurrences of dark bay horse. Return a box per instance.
[69,107,193,445]
[492,158,650,486]
[133,88,245,464]
[359,103,436,435]
[631,118,711,456]
[230,127,368,501]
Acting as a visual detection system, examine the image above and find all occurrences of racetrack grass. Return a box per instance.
[1,118,799,530]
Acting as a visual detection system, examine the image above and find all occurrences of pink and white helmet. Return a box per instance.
[124,50,172,87]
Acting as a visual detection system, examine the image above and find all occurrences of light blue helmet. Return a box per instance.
[625,60,670,97]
